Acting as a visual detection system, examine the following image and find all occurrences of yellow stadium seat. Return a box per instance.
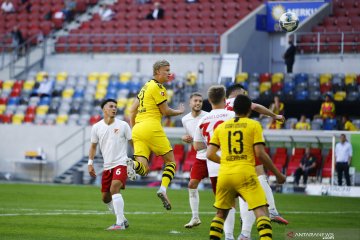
[97,79,109,88]
[117,98,127,109]
[88,72,99,82]
[99,72,111,82]
[319,73,332,85]
[3,80,14,90]
[23,80,35,91]
[95,91,106,100]
[36,105,49,115]
[120,72,132,82]
[0,104,6,114]
[56,114,68,124]
[334,91,346,101]
[62,88,74,99]
[345,73,356,85]
[167,89,174,103]
[36,72,48,82]
[186,72,197,86]
[259,82,271,93]
[271,73,284,84]
[236,72,248,83]
[12,114,24,124]
[56,72,68,82]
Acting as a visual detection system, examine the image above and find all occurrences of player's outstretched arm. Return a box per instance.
[206,144,220,163]
[129,98,139,128]
[254,144,286,184]
[88,143,97,177]
[252,103,285,123]
[158,102,185,117]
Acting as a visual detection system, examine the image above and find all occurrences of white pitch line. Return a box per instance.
[0,210,359,217]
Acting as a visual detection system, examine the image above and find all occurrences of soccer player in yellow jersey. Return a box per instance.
[129,60,185,210]
[342,115,358,131]
[207,94,286,240]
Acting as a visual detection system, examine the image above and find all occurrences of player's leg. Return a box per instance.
[157,150,176,210]
[107,165,128,230]
[131,124,151,176]
[253,206,272,240]
[238,197,255,240]
[101,169,114,214]
[224,207,236,240]
[185,159,207,228]
[256,165,288,225]
[210,209,229,240]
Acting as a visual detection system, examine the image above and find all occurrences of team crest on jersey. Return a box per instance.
[114,129,119,134]
[160,91,165,96]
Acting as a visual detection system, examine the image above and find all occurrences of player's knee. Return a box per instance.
[102,194,112,203]
[188,180,199,189]
[255,165,265,175]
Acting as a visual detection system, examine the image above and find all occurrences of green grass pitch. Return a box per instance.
[0,183,359,240]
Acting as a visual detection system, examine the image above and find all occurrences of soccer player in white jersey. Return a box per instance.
[193,85,237,240]
[225,84,288,240]
[181,92,208,228]
[88,99,136,231]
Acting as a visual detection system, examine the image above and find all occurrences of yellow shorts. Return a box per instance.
[214,167,267,210]
[132,121,172,160]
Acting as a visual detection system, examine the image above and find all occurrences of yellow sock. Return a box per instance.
[134,161,147,176]
[209,216,224,240]
[256,216,272,240]
[161,162,176,188]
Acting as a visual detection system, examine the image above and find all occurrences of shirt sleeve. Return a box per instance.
[209,127,220,147]
[151,82,168,105]
[253,121,265,145]
[193,122,204,142]
[90,125,98,143]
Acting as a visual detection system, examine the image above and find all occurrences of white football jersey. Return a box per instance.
[181,110,208,160]
[91,118,132,170]
[193,109,235,177]
[225,97,256,111]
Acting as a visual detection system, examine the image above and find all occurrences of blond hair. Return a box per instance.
[153,60,170,76]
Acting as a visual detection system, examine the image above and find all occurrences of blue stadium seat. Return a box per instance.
[7,97,19,106]
[323,118,338,130]
[294,73,308,85]
[39,96,51,106]
[283,82,294,94]
[295,90,309,100]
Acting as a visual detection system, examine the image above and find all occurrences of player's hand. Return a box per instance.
[88,165,96,177]
[178,103,185,114]
[182,135,193,143]
[276,173,286,184]
[275,115,285,123]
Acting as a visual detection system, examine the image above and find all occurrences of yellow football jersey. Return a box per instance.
[295,122,311,130]
[210,117,265,175]
[135,79,168,123]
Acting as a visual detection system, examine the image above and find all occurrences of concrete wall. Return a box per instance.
[221,5,270,73]
[43,53,220,84]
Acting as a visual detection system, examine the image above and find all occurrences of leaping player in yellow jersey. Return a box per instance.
[128,60,185,210]
[207,94,286,240]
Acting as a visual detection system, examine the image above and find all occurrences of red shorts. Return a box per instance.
[190,159,208,181]
[101,165,127,192]
[210,176,217,194]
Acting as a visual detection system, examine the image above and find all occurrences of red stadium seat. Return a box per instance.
[89,115,102,125]
[150,155,164,171]
[173,144,185,166]
[182,147,197,172]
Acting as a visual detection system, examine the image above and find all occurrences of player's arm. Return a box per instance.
[129,98,139,128]
[88,142,97,177]
[182,135,193,143]
[158,101,185,117]
[252,103,285,122]
[206,144,220,163]
[193,141,207,151]
[254,143,286,184]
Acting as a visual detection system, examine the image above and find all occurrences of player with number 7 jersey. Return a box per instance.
[193,85,237,240]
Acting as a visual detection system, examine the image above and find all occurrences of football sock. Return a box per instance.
[189,188,199,219]
[134,161,147,176]
[239,197,255,238]
[105,200,115,214]
[160,162,176,189]
[112,193,125,225]
[224,207,235,240]
[210,216,224,240]
[258,175,277,214]
[256,216,272,240]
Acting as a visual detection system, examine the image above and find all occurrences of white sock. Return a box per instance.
[105,200,115,214]
[224,207,235,240]
[258,174,278,214]
[112,193,125,225]
[159,186,167,193]
[188,188,199,219]
[239,197,255,238]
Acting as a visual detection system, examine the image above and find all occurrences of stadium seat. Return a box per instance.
[89,115,102,125]
[56,114,68,125]
[182,147,197,172]
[323,118,338,130]
[235,72,248,83]
[150,155,164,171]
[173,144,185,166]
[286,154,303,176]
